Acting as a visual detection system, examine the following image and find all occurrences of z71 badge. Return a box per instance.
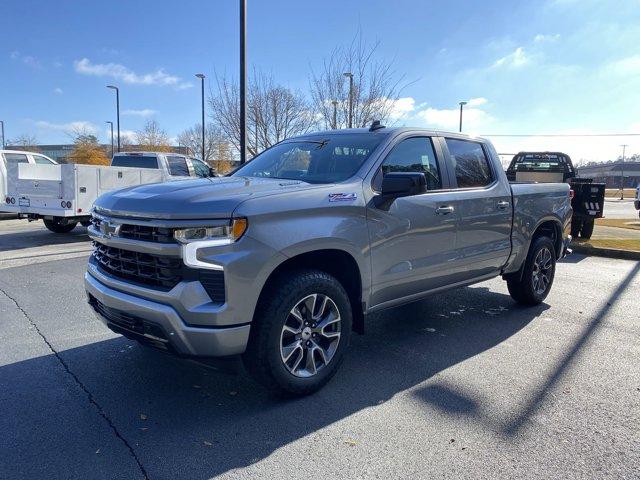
[329,193,357,202]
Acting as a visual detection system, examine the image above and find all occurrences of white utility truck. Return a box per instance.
[4,152,216,233]
[1,150,58,215]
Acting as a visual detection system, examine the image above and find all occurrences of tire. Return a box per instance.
[570,218,582,238]
[243,269,352,396]
[507,236,556,306]
[579,220,595,239]
[43,218,78,233]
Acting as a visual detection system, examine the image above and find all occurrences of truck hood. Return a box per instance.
[94,176,323,219]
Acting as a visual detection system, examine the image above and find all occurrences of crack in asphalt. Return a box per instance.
[0,285,149,480]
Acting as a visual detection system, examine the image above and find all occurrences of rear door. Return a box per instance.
[366,134,461,307]
[439,137,512,280]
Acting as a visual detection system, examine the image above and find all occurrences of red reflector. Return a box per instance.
[569,189,575,199]
[78,208,83,213]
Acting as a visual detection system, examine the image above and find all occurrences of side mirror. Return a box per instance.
[208,167,216,177]
[380,172,427,198]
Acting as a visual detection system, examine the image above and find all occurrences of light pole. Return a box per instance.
[106,85,120,152]
[343,72,354,128]
[620,144,628,199]
[0,120,5,149]
[458,101,467,133]
[105,121,114,158]
[239,0,247,163]
[195,74,206,161]
[332,100,338,129]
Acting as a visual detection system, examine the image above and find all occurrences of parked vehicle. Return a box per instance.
[506,151,605,239]
[635,185,640,217]
[1,150,57,213]
[85,125,572,395]
[4,152,216,233]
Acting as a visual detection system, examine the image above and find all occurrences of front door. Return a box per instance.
[366,135,461,308]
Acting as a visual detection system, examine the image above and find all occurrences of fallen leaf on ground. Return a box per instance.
[344,440,357,447]
[193,385,202,389]
[139,414,148,420]
[95,449,100,454]
[229,391,238,396]
[203,441,213,446]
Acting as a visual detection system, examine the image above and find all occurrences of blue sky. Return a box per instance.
[2,0,639,162]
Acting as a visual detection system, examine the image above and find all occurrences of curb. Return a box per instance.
[570,243,640,261]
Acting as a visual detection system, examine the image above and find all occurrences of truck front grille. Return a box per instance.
[91,217,176,243]
[92,243,183,290]
[90,243,226,303]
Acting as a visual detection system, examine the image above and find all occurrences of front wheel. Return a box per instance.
[507,236,556,306]
[243,269,352,396]
[43,218,78,233]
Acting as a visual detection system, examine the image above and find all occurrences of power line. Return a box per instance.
[482,133,640,137]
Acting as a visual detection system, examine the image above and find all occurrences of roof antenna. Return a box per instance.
[369,120,385,131]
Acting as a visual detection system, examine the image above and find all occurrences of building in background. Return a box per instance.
[577,161,640,188]
[4,144,189,163]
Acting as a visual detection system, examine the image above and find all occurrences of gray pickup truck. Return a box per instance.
[85,125,572,395]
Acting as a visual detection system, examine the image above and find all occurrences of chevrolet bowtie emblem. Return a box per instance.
[100,221,121,237]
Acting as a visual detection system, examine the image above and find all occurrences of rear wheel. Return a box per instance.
[579,219,595,239]
[243,269,352,396]
[507,236,556,306]
[43,217,78,233]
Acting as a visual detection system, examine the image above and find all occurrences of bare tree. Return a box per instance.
[134,120,171,152]
[8,133,40,152]
[177,123,224,162]
[309,33,405,129]
[210,70,316,157]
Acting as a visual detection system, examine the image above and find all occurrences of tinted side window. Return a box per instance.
[4,153,29,164]
[166,156,190,176]
[111,155,159,169]
[191,159,211,177]
[445,139,493,188]
[34,155,55,165]
[380,137,441,190]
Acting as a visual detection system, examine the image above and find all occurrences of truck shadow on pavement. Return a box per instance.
[1,284,553,480]
[0,225,89,252]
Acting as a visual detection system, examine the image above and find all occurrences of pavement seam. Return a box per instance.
[0,285,149,480]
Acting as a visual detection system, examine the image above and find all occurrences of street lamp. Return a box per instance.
[0,120,5,149]
[195,73,206,161]
[106,85,120,152]
[620,144,628,199]
[332,100,338,129]
[458,101,467,133]
[343,72,354,128]
[105,121,114,159]
[239,0,247,163]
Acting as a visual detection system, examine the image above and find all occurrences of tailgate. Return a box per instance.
[7,163,63,198]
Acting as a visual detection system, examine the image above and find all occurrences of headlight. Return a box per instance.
[174,218,247,245]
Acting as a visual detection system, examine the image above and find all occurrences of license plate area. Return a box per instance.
[19,197,30,207]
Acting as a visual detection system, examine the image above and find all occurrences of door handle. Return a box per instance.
[435,205,455,215]
[497,201,510,210]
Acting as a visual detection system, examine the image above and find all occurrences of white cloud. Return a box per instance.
[467,97,488,107]
[534,33,560,43]
[388,97,416,121]
[53,87,63,95]
[122,109,157,117]
[415,106,492,131]
[608,55,640,75]
[493,47,530,68]
[9,51,42,69]
[35,120,98,134]
[73,58,192,89]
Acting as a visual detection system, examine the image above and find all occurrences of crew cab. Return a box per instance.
[85,125,572,395]
[4,151,215,233]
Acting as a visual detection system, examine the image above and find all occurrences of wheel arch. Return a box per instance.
[256,248,365,334]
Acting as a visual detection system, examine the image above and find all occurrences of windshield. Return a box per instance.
[111,155,159,169]
[232,133,385,183]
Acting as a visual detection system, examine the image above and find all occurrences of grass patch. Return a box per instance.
[595,218,640,230]
[573,238,640,252]
[604,188,637,198]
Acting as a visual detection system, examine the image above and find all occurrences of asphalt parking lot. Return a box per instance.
[1,220,638,480]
